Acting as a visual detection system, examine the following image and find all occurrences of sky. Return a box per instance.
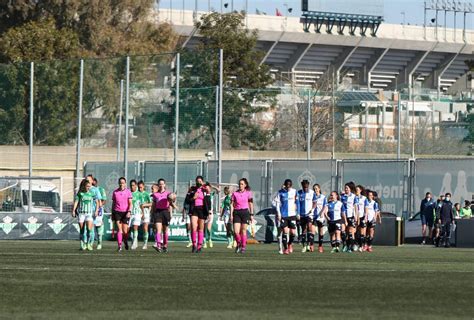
[158,0,473,29]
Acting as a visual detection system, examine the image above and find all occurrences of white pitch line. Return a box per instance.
[0,266,472,273]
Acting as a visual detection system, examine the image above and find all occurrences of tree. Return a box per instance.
[0,0,177,145]
[152,12,276,150]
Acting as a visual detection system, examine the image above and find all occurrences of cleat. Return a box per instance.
[131,240,137,250]
[309,245,314,252]
[195,247,202,254]
[288,244,293,253]
[279,249,284,255]
[80,241,86,251]
[209,240,213,248]
[87,244,93,251]
[226,244,233,249]
[331,248,337,253]
[335,247,340,253]
[318,246,324,253]
[117,246,123,252]
[283,249,289,255]
[142,244,147,250]
[162,247,169,253]
[203,243,208,249]
[97,244,102,250]
[240,248,246,254]
[124,241,129,250]
[362,245,368,252]
[347,249,352,253]
[358,247,363,252]
[235,246,241,254]
[421,240,426,245]
[367,246,373,252]
[233,240,237,248]
[342,246,348,253]
[154,245,162,253]
[186,242,193,248]
[191,246,196,253]
[301,246,307,253]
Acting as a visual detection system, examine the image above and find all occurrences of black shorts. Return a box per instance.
[346,216,357,228]
[280,216,297,229]
[367,220,376,229]
[192,206,208,220]
[328,220,342,233]
[153,209,171,226]
[358,217,367,228]
[300,216,312,226]
[233,209,250,224]
[112,210,129,224]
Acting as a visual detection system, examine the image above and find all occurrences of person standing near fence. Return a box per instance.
[182,186,195,248]
[419,192,436,245]
[274,179,298,255]
[151,179,176,253]
[72,179,99,251]
[112,177,132,252]
[85,175,102,249]
[355,185,367,252]
[296,180,316,253]
[435,193,454,248]
[220,186,234,249]
[191,176,207,253]
[138,181,152,250]
[364,190,381,252]
[312,184,327,253]
[230,178,254,254]
[129,180,143,250]
[341,182,359,253]
[92,178,107,250]
[204,182,220,249]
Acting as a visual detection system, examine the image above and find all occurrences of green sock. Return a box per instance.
[97,225,104,244]
[88,227,95,244]
[81,226,87,243]
[143,231,148,245]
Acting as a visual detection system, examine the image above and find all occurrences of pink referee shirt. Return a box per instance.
[232,190,253,210]
[112,188,132,212]
[194,187,205,206]
[153,190,171,210]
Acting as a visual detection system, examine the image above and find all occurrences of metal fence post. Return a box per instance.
[75,59,84,190]
[307,89,311,160]
[117,79,124,161]
[215,85,219,159]
[218,49,224,186]
[124,57,130,181]
[397,93,401,159]
[174,53,180,193]
[28,62,34,213]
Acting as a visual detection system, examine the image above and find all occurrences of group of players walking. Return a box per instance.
[72,174,382,254]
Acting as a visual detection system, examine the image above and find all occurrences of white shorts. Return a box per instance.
[94,214,103,226]
[78,213,93,224]
[222,210,231,224]
[142,208,150,224]
[131,213,142,226]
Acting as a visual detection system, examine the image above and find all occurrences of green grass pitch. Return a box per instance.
[0,241,473,319]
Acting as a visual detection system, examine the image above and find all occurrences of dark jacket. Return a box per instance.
[438,200,454,224]
[420,198,436,217]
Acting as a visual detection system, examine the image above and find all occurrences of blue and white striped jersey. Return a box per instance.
[365,199,380,222]
[327,200,345,222]
[341,193,358,218]
[296,189,316,217]
[314,194,327,218]
[275,188,297,218]
[357,195,367,218]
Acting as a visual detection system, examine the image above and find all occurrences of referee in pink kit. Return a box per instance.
[112,177,133,252]
[230,178,254,254]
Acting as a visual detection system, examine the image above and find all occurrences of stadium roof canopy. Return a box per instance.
[158,10,473,94]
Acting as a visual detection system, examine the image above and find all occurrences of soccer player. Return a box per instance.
[129,180,142,250]
[341,182,359,252]
[324,191,345,253]
[92,178,107,250]
[191,176,208,253]
[112,177,132,251]
[296,180,316,252]
[220,186,234,249]
[364,190,381,252]
[151,178,176,253]
[435,192,454,248]
[355,185,367,252]
[274,179,298,255]
[419,192,436,245]
[138,181,152,249]
[182,186,195,248]
[230,178,254,254]
[203,182,220,249]
[72,179,99,251]
[433,195,445,245]
[85,175,102,249]
[312,184,327,253]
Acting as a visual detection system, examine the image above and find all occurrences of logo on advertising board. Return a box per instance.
[0,216,17,234]
[48,217,67,234]
[23,216,42,235]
